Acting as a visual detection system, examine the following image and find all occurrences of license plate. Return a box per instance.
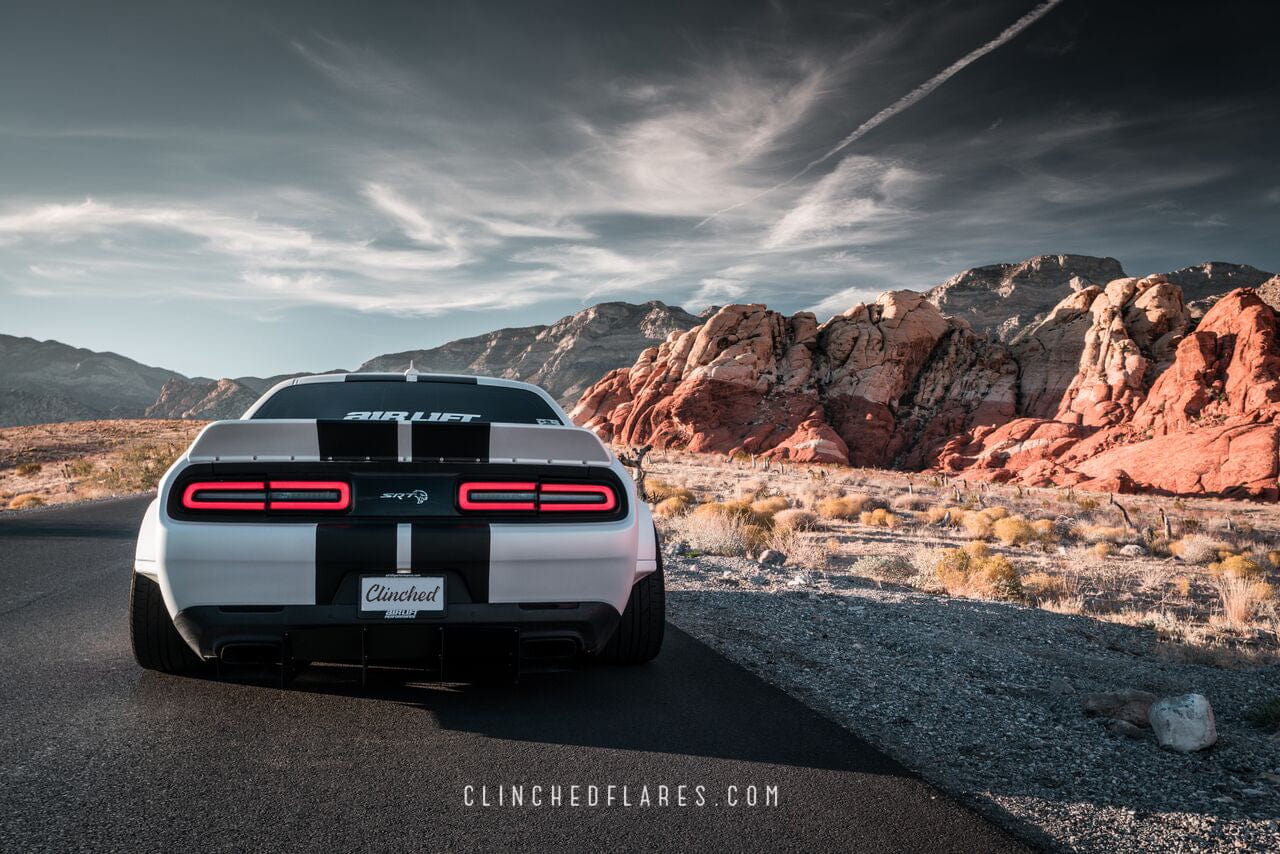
[359,574,446,620]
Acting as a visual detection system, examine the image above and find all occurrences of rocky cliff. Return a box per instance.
[359,300,703,405]
[573,261,1280,498]
[144,378,259,420]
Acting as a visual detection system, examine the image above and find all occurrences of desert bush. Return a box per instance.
[1212,555,1265,580]
[765,526,829,570]
[992,515,1037,547]
[852,555,914,583]
[817,494,869,520]
[67,458,97,478]
[96,443,183,493]
[961,510,992,539]
[653,495,693,518]
[1174,534,1233,566]
[647,478,695,504]
[1092,542,1114,559]
[1174,575,1193,597]
[1081,525,1128,544]
[1214,576,1269,627]
[1022,570,1070,601]
[694,499,772,528]
[1179,517,1202,534]
[923,505,958,525]
[1031,518,1056,541]
[750,496,791,517]
[859,508,899,529]
[8,493,45,510]
[983,505,1010,521]
[773,508,819,532]
[1267,550,1280,569]
[15,462,41,477]
[933,546,1022,601]
[668,511,751,557]
[890,493,930,512]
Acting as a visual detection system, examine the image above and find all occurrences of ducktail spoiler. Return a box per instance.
[186,420,614,466]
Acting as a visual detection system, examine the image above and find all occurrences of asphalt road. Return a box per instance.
[0,497,1028,853]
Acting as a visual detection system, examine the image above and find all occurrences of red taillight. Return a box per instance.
[538,483,617,512]
[456,481,617,513]
[182,481,267,511]
[180,480,350,512]
[268,480,351,511]
[458,481,537,511]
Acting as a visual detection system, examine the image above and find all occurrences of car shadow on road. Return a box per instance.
[217,624,909,776]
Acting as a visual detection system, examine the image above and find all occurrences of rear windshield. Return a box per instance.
[249,379,564,425]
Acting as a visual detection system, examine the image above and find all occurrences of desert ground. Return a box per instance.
[0,419,204,511]
[642,450,1279,852]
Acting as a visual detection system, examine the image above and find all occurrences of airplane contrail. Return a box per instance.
[696,0,1066,228]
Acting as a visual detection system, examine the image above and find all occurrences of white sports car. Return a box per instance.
[130,371,664,681]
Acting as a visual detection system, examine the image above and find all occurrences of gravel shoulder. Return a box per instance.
[664,550,1280,853]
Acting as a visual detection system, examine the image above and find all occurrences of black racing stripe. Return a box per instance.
[411,422,490,462]
[316,420,398,461]
[344,373,406,382]
[315,523,397,604]
[412,523,490,602]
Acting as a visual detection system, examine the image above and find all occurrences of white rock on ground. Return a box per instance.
[1149,693,1218,752]
[757,549,787,566]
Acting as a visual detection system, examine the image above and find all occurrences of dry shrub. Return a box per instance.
[1174,534,1232,565]
[890,493,930,512]
[646,479,695,503]
[922,505,964,526]
[992,515,1036,547]
[1212,555,1265,580]
[773,508,819,532]
[817,494,869,520]
[8,493,45,510]
[859,508,899,529]
[933,545,1022,601]
[15,462,42,477]
[1174,575,1193,597]
[852,555,914,582]
[1082,525,1128,544]
[1092,542,1114,559]
[750,496,791,516]
[1022,570,1069,601]
[653,495,693,518]
[1031,518,1056,541]
[694,500,772,528]
[1214,576,1269,627]
[959,507,1012,540]
[668,511,751,557]
[1267,550,1280,569]
[67,458,97,478]
[766,527,829,570]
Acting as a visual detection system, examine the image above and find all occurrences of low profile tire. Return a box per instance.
[130,572,205,674]
[597,528,666,664]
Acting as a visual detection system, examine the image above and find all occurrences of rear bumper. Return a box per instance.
[173,601,621,664]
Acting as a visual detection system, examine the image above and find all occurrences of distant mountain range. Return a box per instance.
[1,257,1272,430]
[0,300,704,427]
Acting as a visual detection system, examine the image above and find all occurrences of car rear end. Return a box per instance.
[132,374,660,680]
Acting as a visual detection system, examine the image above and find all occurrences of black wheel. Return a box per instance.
[130,572,206,674]
[597,528,666,664]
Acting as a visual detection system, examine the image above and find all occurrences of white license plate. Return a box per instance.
[359,574,446,620]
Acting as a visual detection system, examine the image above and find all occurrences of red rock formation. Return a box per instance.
[935,289,1280,498]
[573,293,1020,468]
[572,279,1280,498]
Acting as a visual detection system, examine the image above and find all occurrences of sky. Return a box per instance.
[2,0,1278,377]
